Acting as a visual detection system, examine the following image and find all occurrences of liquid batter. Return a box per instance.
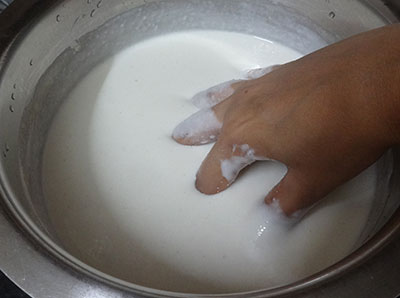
[42,31,377,293]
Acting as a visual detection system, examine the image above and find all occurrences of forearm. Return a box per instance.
[368,24,400,144]
[339,24,400,146]
[382,25,400,143]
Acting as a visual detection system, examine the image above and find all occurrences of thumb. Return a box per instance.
[265,169,319,216]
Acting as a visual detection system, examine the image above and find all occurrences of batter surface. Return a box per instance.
[42,30,376,293]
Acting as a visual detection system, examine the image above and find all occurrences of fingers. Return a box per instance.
[264,169,317,217]
[191,65,280,109]
[196,141,258,194]
[172,108,222,145]
[191,80,240,109]
[173,97,233,146]
[173,65,281,145]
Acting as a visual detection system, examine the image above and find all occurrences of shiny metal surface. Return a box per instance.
[0,0,399,297]
[0,0,11,13]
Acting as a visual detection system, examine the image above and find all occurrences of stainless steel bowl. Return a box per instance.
[0,1,399,297]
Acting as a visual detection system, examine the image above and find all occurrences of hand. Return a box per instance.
[172,25,400,216]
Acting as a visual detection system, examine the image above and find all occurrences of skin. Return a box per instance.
[173,24,400,216]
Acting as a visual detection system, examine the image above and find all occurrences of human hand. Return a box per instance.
[172,25,400,216]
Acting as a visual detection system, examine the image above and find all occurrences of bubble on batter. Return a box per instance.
[220,144,259,184]
[172,108,222,144]
[243,64,280,80]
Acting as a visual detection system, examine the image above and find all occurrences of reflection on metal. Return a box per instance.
[383,0,400,18]
[0,0,12,13]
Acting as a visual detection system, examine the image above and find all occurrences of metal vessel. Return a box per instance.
[0,1,399,297]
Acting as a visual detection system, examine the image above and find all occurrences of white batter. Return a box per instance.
[42,31,377,294]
